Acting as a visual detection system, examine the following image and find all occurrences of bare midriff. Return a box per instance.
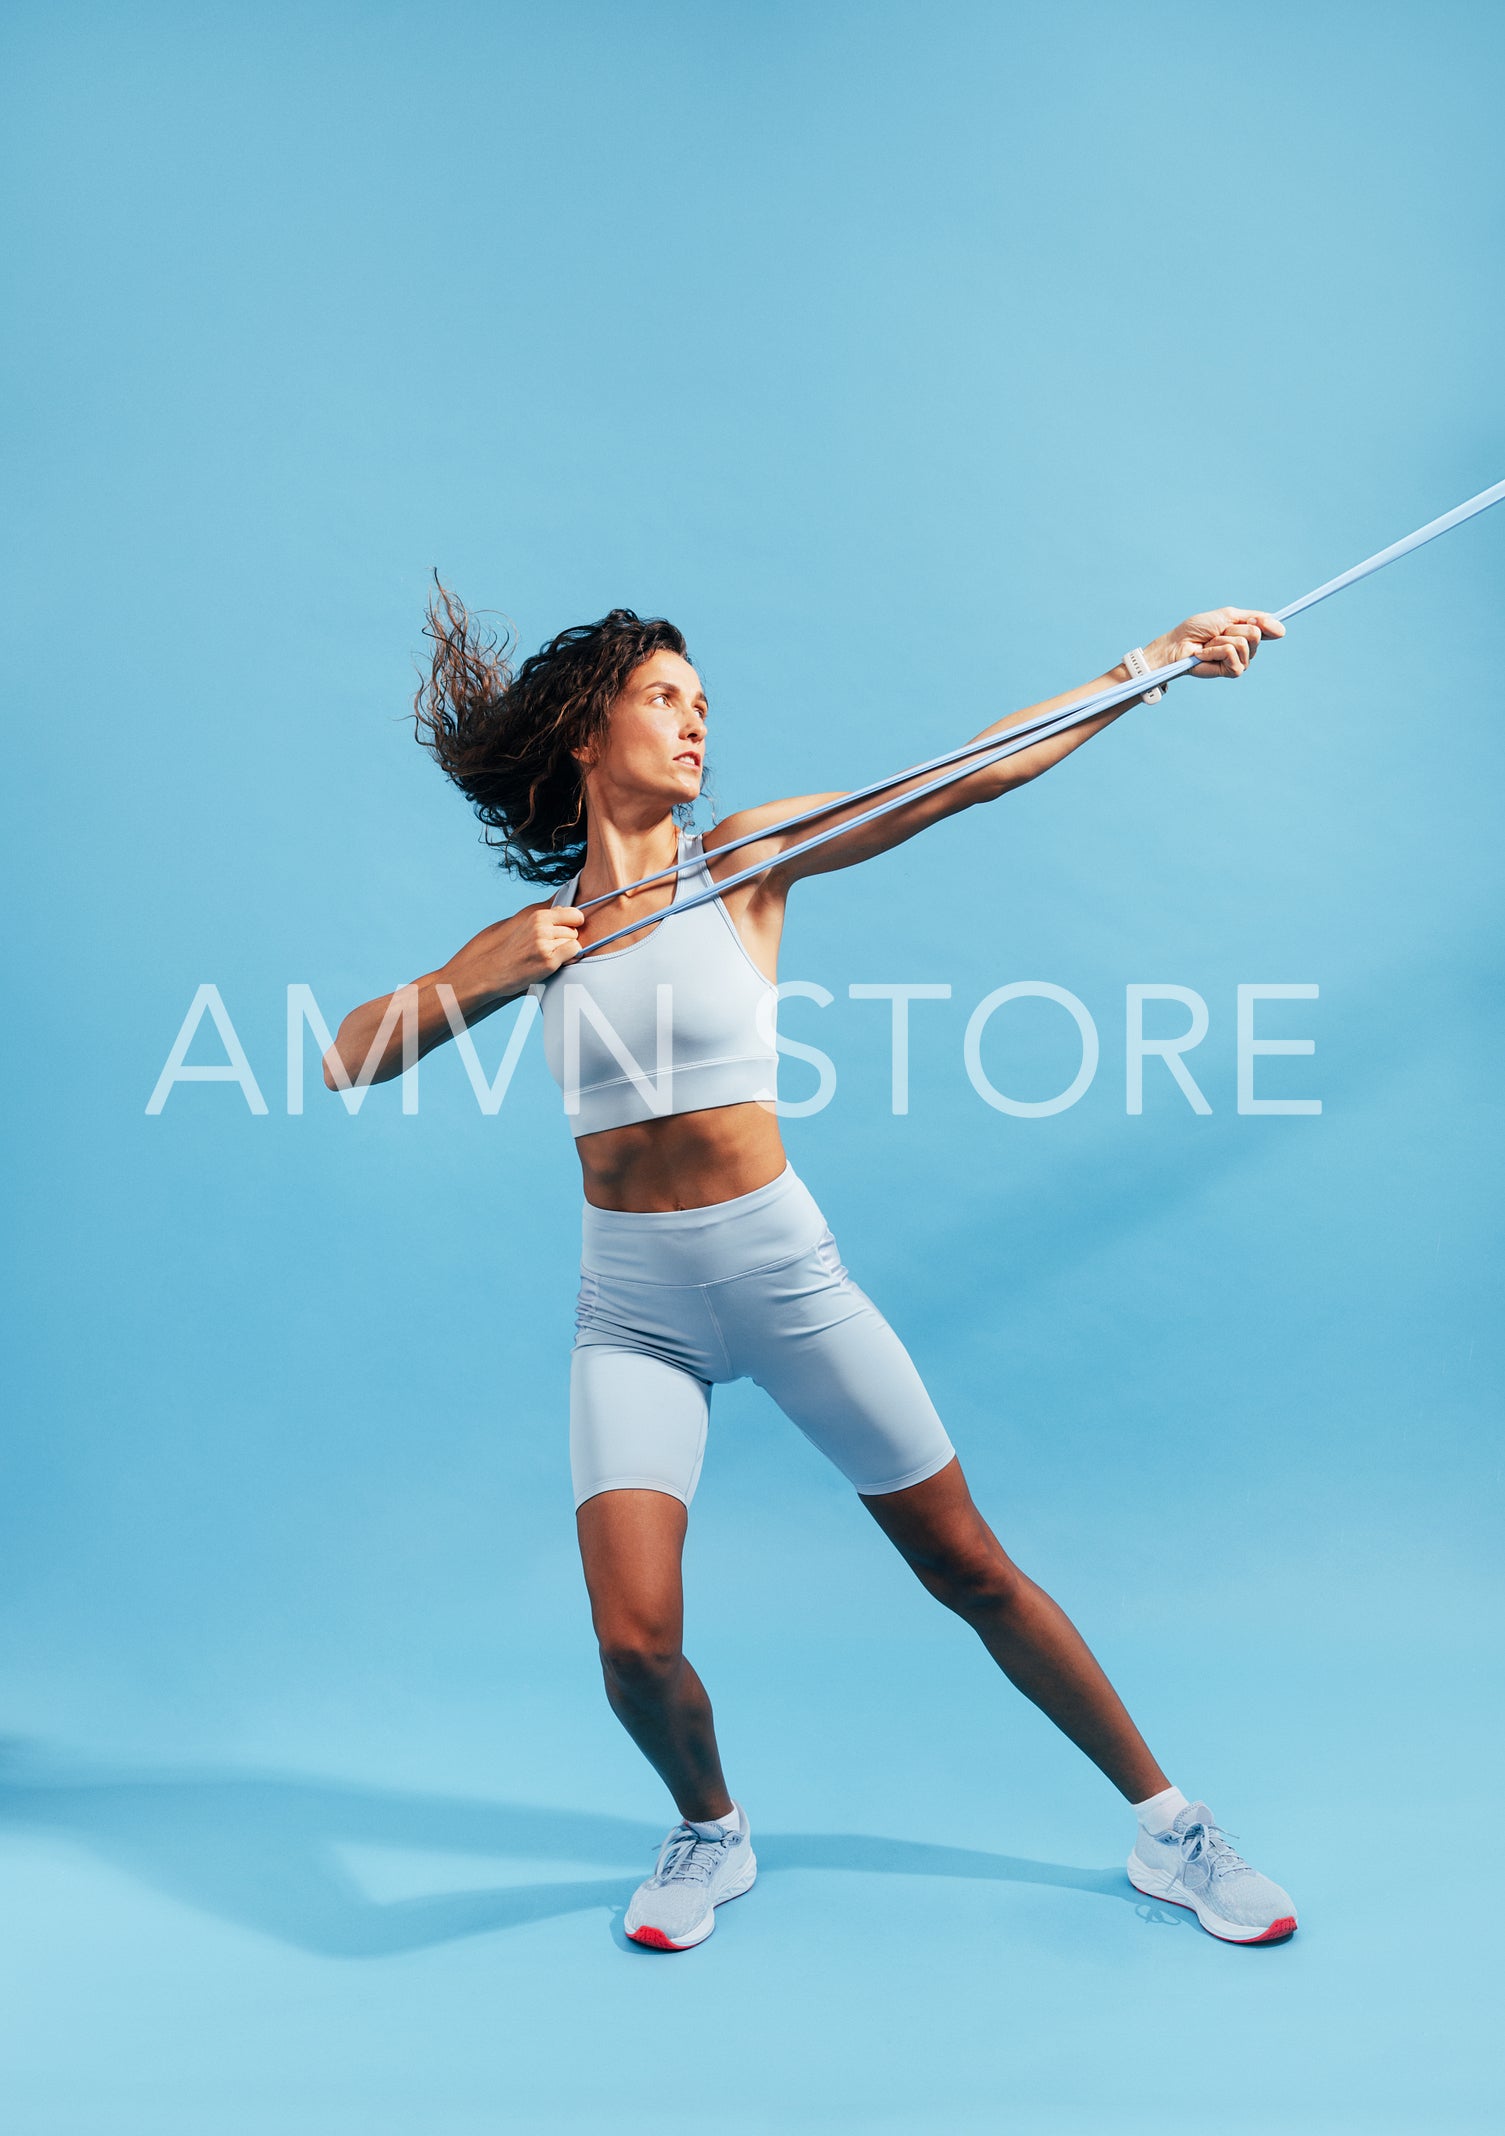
[576,1102,788,1212]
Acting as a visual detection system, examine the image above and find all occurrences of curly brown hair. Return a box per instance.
[412,583,695,885]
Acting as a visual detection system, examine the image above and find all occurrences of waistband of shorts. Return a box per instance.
[580,1164,827,1286]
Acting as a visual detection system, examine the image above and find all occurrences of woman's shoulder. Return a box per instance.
[705,792,844,860]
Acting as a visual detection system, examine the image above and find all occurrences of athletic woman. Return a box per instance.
[325,592,1298,1950]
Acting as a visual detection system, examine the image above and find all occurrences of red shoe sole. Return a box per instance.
[1245,1915,1298,1943]
[1146,1888,1298,1944]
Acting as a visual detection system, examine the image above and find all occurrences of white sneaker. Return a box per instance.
[1127,1801,1297,1944]
[624,1805,757,1951]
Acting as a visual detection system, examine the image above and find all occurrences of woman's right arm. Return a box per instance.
[322,900,583,1092]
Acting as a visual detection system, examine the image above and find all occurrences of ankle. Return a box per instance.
[683,1798,738,1835]
[1131,1783,1189,1836]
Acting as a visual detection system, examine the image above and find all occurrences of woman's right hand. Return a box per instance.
[450,898,585,1005]
[324,899,584,1095]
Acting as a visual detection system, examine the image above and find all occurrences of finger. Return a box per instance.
[554,906,585,928]
[1226,610,1280,652]
[1217,608,1283,643]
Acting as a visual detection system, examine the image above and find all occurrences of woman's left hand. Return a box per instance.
[1146,607,1286,679]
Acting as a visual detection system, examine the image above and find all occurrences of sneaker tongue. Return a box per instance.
[1174,1800,1216,1836]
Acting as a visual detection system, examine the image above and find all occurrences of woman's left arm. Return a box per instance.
[708,607,1283,888]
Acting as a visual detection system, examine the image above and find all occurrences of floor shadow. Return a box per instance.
[0,1743,1190,1955]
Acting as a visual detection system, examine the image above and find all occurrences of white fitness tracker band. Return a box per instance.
[1122,645,1165,703]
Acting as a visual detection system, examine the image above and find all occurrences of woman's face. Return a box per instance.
[588,650,707,811]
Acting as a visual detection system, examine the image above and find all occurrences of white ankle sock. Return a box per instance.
[689,1805,739,1839]
[1131,1784,1189,1836]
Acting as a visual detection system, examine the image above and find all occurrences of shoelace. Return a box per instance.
[653,1822,734,1886]
[1181,1819,1251,1881]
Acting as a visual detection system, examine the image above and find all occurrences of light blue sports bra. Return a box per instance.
[533,831,779,1138]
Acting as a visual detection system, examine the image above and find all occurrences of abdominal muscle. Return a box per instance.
[575,1102,788,1212]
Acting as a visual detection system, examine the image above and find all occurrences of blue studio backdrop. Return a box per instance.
[2,4,1502,2132]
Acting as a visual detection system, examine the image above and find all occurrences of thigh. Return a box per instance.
[570,1345,711,1512]
[731,1236,957,1496]
[858,1455,998,1576]
[576,1485,691,1652]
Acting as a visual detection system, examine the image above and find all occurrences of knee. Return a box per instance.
[596,1624,683,1699]
[924,1542,1023,1620]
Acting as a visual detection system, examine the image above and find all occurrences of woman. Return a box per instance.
[326,591,1297,1951]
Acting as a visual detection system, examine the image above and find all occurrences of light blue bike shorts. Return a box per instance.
[570,1165,957,1510]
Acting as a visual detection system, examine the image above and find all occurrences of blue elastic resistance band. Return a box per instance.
[574,477,1505,957]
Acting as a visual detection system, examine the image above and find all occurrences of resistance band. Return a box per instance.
[575,477,1505,957]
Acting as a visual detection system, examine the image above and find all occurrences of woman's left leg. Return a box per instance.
[862,1457,1168,1802]
[713,1194,1169,1802]
[861,1456,1299,1941]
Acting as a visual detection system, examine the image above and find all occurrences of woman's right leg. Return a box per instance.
[576,1487,734,1825]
